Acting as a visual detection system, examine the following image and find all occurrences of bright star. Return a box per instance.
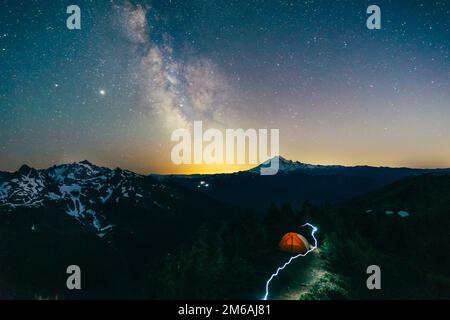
[99,89,106,96]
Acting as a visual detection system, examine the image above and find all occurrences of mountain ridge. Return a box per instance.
[160,156,450,211]
[2,156,450,177]
[2,158,450,217]
[0,160,232,238]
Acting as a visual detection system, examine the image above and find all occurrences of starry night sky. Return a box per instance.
[1,0,449,174]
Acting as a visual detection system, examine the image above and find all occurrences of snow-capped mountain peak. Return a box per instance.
[249,155,340,174]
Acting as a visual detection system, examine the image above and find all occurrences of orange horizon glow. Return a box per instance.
[3,154,450,176]
[136,156,450,175]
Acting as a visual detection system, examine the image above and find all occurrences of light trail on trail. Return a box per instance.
[263,223,318,300]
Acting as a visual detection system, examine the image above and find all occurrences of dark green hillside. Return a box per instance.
[345,173,450,216]
[314,173,450,299]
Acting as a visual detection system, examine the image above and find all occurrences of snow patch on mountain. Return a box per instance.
[249,156,344,174]
[398,210,410,218]
[60,184,82,195]
[100,188,113,203]
[66,195,85,218]
[47,192,61,200]
[0,182,11,200]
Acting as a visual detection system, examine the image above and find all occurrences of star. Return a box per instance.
[99,89,106,96]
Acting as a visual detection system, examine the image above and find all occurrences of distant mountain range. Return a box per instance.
[0,160,230,240]
[1,156,449,234]
[161,156,450,211]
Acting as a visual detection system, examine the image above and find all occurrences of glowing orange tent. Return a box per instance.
[279,232,309,254]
